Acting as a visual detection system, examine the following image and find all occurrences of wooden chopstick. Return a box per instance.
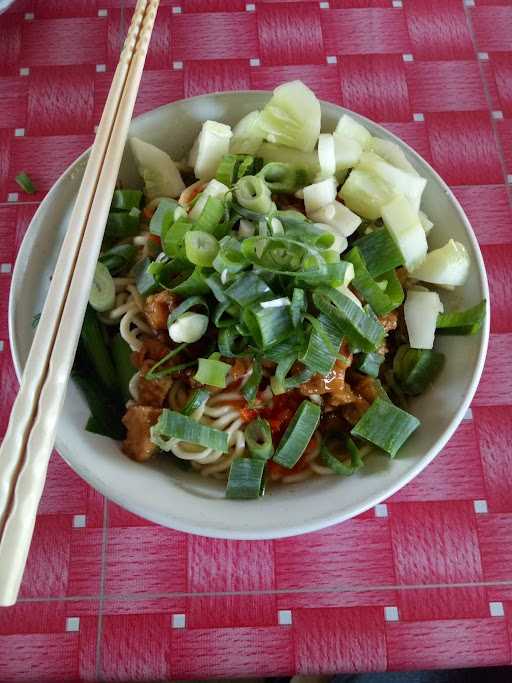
[0,0,160,606]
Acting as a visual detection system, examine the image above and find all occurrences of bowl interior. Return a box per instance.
[9,92,489,539]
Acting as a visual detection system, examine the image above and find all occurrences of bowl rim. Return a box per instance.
[8,90,490,539]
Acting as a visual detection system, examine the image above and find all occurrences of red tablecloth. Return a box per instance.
[1,0,512,680]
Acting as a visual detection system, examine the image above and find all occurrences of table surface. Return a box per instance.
[1,0,512,680]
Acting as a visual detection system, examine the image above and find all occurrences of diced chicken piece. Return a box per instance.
[349,372,381,404]
[137,361,173,407]
[144,291,181,331]
[122,406,162,462]
[132,337,171,369]
[379,311,398,333]
[228,357,253,384]
[298,357,351,397]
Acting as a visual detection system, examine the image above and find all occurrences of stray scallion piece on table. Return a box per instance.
[70,79,485,499]
[15,171,36,194]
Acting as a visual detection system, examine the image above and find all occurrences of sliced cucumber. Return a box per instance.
[334,114,372,149]
[189,121,233,181]
[230,111,264,155]
[410,239,470,288]
[368,137,419,176]
[381,195,428,271]
[404,288,444,350]
[339,168,393,220]
[333,134,362,174]
[258,80,321,152]
[357,152,426,214]
[317,133,336,179]
[89,261,116,312]
[309,200,361,238]
[130,137,185,200]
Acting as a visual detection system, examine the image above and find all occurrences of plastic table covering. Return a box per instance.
[1,1,512,681]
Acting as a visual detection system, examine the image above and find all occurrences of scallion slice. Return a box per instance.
[218,325,249,357]
[243,303,292,349]
[133,257,159,296]
[89,262,116,313]
[321,437,364,476]
[15,171,36,194]
[215,154,241,186]
[351,397,420,457]
[242,359,262,406]
[291,288,306,327]
[436,300,486,336]
[145,343,188,380]
[194,357,231,388]
[185,230,219,267]
[234,175,272,215]
[257,162,307,194]
[300,313,344,375]
[273,400,321,469]
[99,243,137,276]
[111,189,143,212]
[194,196,224,233]
[346,247,403,315]
[182,388,210,416]
[149,198,178,236]
[313,286,385,352]
[353,352,383,378]
[162,219,192,258]
[168,296,209,326]
[226,457,266,499]
[105,207,141,238]
[225,271,272,307]
[353,227,404,277]
[151,409,229,453]
[245,418,274,460]
[393,345,445,396]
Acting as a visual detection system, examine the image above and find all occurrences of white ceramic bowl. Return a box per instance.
[9,92,489,539]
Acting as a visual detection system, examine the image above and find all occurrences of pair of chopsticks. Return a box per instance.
[0,0,160,606]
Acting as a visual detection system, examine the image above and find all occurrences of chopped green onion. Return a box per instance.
[353,227,404,277]
[105,207,141,238]
[234,175,272,215]
[353,352,383,378]
[351,397,420,457]
[225,272,272,307]
[291,288,306,327]
[182,388,210,416]
[194,196,224,234]
[15,171,36,194]
[164,266,210,296]
[151,409,229,453]
[145,343,188,380]
[218,325,249,357]
[313,286,385,352]
[204,272,228,302]
[194,357,231,388]
[346,247,403,315]
[436,300,486,336]
[89,261,116,313]
[111,189,142,212]
[213,300,238,328]
[32,312,41,329]
[258,162,307,194]
[321,437,364,475]
[300,313,344,375]
[169,311,209,344]
[72,371,125,440]
[242,359,262,406]
[185,230,219,267]
[99,243,137,276]
[213,235,248,274]
[215,154,241,186]
[245,418,274,460]
[149,198,178,236]
[133,257,160,295]
[80,305,118,390]
[243,303,293,349]
[263,337,302,362]
[238,154,260,179]
[273,400,321,468]
[393,345,445,396]
[162,218,192,258]
[226,457,266,499]
[168,296,209,326]
[111,334,137,403]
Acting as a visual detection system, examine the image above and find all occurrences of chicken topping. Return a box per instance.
[144,291,181,331]
[137,360,173,407]
[122,406,161,462]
